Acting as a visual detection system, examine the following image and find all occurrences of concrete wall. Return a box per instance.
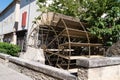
[0,53,76,80]
[0,3,15,34]
[77,57,120,80]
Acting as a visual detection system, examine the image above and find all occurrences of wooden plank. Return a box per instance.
[66,56,87,60]
[46,49,74,51]
[62,18,88,28]
[52,12,80,23]
[57,63,76,66]
[68,68,78,73]
[62,34,82,38]
[53,19,87,29]
[60,42,103,47]
[62,28,91,37]
[64,56,88,60]
[52,16,87,28]
[45,51,68,59]
[65,55,104,60]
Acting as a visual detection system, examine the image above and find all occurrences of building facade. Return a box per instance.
[0,0,40,51]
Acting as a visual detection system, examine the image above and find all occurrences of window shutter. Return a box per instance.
[22,11,27,27]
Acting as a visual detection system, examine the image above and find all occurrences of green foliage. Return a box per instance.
[37,0,120,46]
[89,25,120,46]
[0,42,21,56]
[36,0,80,17]
[82,0,120,46]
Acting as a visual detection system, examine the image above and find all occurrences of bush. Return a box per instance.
[0,42,21,56]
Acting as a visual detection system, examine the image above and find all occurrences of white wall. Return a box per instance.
[18,0,40,31]
[28,0,41,32]
[0,18,2,35]
[0,6,15,34]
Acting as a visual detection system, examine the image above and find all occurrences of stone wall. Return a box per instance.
[77,57,120,80]
[2,52,120,80]
[0,53,76,80]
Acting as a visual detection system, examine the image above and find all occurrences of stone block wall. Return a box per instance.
[0,53,76,80]
[77,57,120,80]
[1,52,120,80]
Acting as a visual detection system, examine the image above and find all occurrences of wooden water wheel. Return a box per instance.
[28,12,103,73]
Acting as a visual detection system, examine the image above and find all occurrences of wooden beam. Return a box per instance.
[60,42,103,47]
[46,49,74,51]
[62,28,91,37]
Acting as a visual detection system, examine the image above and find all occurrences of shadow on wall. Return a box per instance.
[20,0,34,9]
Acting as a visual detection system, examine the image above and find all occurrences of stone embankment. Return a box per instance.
[0,53,76,80]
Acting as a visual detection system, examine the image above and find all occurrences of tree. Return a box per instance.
[37,0,80,17]
[80,0,120,46]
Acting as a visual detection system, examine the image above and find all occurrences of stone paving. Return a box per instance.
[0,63,33,80]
